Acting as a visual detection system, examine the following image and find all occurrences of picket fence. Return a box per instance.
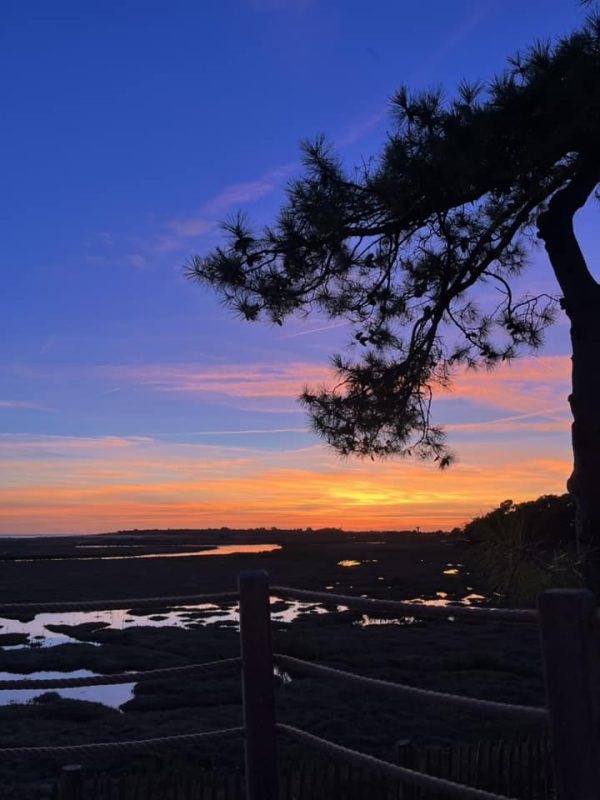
[46,735,555,800]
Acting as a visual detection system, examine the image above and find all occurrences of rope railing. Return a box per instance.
[0,656,241,690]
[2,574,599,800]
[271,585,539,623]
[278,723,518,800]
[2,584,573,625]
[274,654,549,725]
[1,584,597,628]
[0,727,244,759]
[0,590,239,616]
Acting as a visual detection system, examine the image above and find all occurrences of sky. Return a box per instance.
[1,0,596,535]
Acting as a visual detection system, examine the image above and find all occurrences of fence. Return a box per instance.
[0,572,599,800]
[42,735,554,800]
[394,735,555,800]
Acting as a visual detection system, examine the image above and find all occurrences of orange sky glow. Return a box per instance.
[1,355,573,534]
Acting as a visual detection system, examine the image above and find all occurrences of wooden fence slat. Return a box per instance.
[538,589,600,800]
[545,736,555,800]
[57,765,83,800]
[58,736,567,800]
[531,736,540,800]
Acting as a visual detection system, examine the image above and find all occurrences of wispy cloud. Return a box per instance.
[0,432,570,534]
[103,361,333,398]
[0,400,52,411]
[441,356,570,416]
[248,0,315,10]
[153,164,296,254]
[134,2,495,264]
[185,427,308,436]
[0,433,155,457]
[446,407,569,434]
[203,165,295,214]
[127,254,146,269]
[337,1,497,148]
[99,353,571,426]
[282,320,351,339]
[109,353,569,412]
[151,3,495,255]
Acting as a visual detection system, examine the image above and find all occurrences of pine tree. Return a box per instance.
[188,14,600,550]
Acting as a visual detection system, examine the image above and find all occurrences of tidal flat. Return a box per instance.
[0,530,545,791]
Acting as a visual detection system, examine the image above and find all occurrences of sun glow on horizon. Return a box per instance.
[0,426,571,535]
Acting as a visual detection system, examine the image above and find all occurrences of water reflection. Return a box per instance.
[0,595,332,649]
[0,665,289,710]
[0,589,487,651]
[409,591,485,607]
[0,670,134,709]
[337,559,378,568]
[9,544,281,563]
[353,591,486,625]
[355,615,418,627]
[0,588,487,710]
[274,665,292,685]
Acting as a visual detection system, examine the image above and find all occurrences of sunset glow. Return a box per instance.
[1,2,590,535]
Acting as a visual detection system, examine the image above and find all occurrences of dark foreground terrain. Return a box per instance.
[0,530,545,794]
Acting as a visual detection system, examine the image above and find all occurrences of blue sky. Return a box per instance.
[0,1,594,533]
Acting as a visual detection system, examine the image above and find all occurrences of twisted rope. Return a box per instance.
[272,586,538,623]
[278,724,518,800]
[0,727,244,759]
[274,654,548,724]
[0,657,241,690]
[0,591,239,616]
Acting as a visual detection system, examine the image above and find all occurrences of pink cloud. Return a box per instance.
[445,405,570,434]
[441,355,570,415]
[104,362,333,398]
[100,353,573,428]
[0,433,154,457]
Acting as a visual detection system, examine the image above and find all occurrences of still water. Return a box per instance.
[0,596,326,708]
[0,548,484,710]
[0,671,135,709]
[8,543,281,563]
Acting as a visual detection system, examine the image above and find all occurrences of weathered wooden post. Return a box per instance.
[57,764,83,800]
[395,739,416,799]
[538,589,600,800]
[239,570,279,800]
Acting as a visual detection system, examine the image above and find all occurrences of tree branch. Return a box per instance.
[537,154,600,302]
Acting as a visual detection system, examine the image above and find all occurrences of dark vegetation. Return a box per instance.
[464,494,584,601]
[0,531,549,794]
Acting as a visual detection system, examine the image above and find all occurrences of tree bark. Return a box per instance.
[567,302,600,551]
[537,157,600,556]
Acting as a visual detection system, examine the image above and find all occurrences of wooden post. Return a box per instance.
[57,765,82,800]
[239,570,279,800]
[395,739,415,799]
[538,589,600,800]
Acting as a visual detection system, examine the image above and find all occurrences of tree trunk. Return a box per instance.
[567,292,600,551]
[537,157,600,558]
